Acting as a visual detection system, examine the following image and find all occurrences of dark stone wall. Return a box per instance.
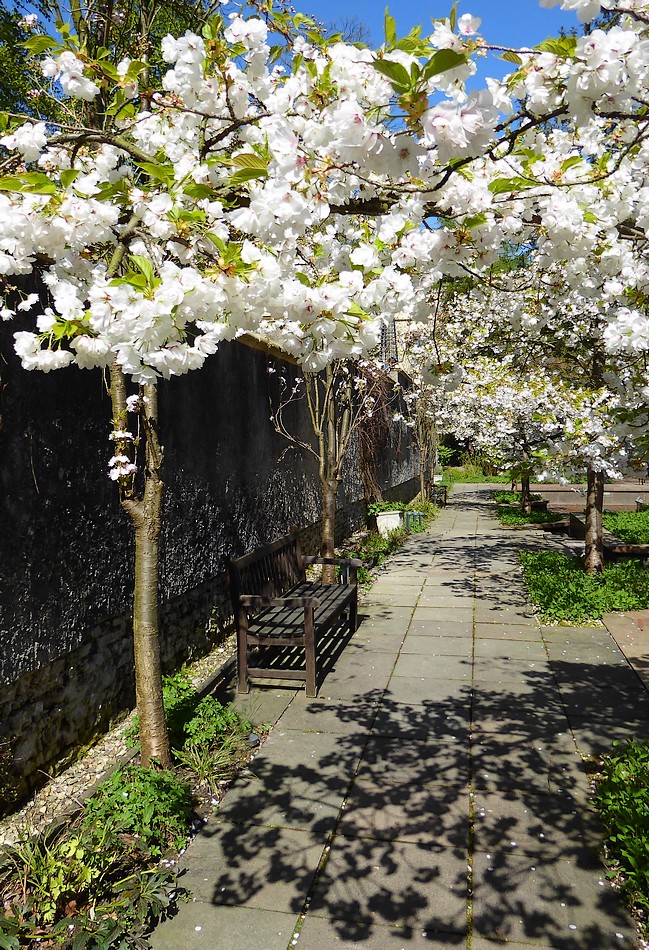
[0,322,418,792]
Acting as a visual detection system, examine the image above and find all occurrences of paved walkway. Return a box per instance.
[152,486,646,950]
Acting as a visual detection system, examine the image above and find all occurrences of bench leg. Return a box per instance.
[304,613,317,698]
[349,593,358,635]
[237,629,249,694]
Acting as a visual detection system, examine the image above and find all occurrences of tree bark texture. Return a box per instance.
[584,466,605,575]
[521,474,532,515]
[110,368,171,768]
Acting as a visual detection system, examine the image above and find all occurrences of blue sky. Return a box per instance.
[292,0,581,79]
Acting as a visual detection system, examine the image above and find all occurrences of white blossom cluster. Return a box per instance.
[1,0,649,481]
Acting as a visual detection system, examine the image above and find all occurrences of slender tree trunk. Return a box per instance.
[584,465,605,575]
[321,477,338,584]
[520,474,532,515]
[110,368,171,768]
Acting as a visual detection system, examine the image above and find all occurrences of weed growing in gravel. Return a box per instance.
[82,764,194,857]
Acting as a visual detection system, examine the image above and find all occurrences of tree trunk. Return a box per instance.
[520,474,532,515]
[110,369,171,768]
[584,466,605,575]
[321,477,338,584]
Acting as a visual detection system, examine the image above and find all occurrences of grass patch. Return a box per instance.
[497,505,562,526]
[595,739,649,936]
[520,550,649,622]
[603,510,649,545]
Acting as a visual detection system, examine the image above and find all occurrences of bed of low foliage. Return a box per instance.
[520,550,649,622]
[0,673,259,948]
[595,739,649,937]
[497,504,563,527]
[602,509,649,545]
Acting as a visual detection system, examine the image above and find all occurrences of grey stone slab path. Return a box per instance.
[151,486,646,950]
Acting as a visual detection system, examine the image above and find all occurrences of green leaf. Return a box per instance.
[422,48,467,80]
[500,51,523,65]
[449,1,458,32]
[0,172,57,195]
[183,183,216,200]
[373,58,411,94]
[60,169,80,189]
[205,232,227,254]
[535,35,577,56]
[561,155,583,172]
[21,35,58,55]
[230,167,268,185]
[488,176,536,195]
[384,8,397,47]
[130,254,156,287]
[232,152,269,172]
[136,161,175,185]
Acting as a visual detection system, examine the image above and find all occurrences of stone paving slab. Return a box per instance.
[472,788,603,857]
[392,652,472,681]
[338,778,470,848]
[357,734,471,787]
[472,848,636,948]
[296,916,466,948]
[473,622,543,641]
[175,823,326,912]
[370,700,471,742]
[400,635,473,657]
[151,903,298,950]
[307,837,468,934]
[276,695,378,734]
[385,675,472,707]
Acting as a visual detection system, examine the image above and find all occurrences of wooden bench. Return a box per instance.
[228,529,362,697]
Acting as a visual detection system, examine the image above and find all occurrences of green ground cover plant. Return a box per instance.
[492,490,542,504]
[520,550,649,621]
[445,466,511,484]
[82,765,194,857]
[497,505,563,526]
[602,510,649,545]
[595,739,649,936]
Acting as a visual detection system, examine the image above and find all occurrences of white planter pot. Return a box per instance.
[376,510,404,537]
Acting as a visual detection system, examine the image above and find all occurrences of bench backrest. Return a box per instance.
[228,528,306,614]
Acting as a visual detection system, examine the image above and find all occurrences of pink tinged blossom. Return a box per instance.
[457,14,482,36]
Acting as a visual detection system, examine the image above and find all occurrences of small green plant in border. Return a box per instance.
[82,764,195,857]
[595,738,649,935]
[603,509,649,545]
[497,504,563,527]
[520,550,649,622]
[341,526,409,586]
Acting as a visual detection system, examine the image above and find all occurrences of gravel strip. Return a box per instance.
[0,633,237,849]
